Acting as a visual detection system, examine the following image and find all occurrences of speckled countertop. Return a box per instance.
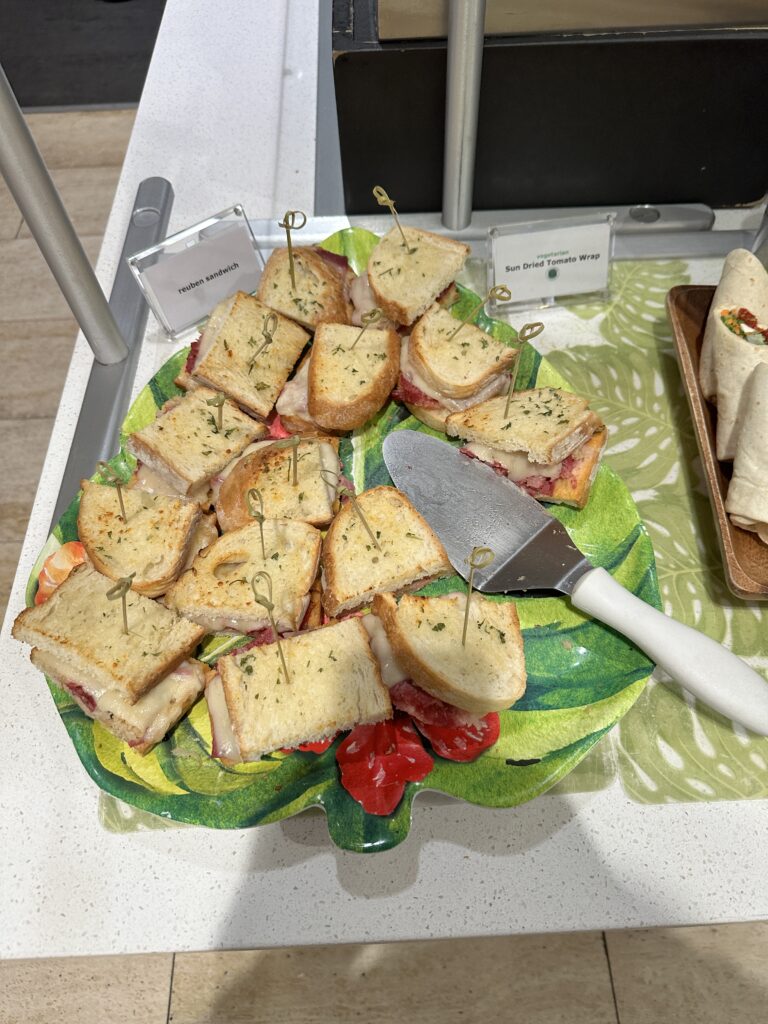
[2,0,767,960]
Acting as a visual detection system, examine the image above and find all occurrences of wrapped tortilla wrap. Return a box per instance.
[714,324,768,460]
[699,248,768,401]
[726,362,768,543]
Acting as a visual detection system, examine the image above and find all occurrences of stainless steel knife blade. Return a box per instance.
[382,430,591,594]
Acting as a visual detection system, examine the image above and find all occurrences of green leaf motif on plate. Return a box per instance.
[25,230,661,853]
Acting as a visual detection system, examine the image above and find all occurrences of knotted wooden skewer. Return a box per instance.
[462,547,495,646]
[205,391,226,432]
[251,571,291,683]
[246,487,266,559]
[446,285,512,342]
[278,209,307,290]
[249,312,278,372]
[320,470,381,551]
[372,185,413,253]
[350,307,382,350]
[269,436,301,486]
[106,573,135,635]
[97,461,127,523]
[503,322,546,417]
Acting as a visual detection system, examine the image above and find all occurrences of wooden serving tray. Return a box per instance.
[668,284,768,600]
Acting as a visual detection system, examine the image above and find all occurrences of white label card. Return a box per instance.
[139,223,263,332]
[491,218,612,304]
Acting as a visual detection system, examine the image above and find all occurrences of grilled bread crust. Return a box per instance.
[12,563,206,702]
[373,592,526,715]
[78,480,202,597]
[367,227,469,326]
[257,247,353,331]
[218,618,392,760]
[308,323,400,431]
[321,486,452,616]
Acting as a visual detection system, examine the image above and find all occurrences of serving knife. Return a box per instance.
[382,429,768,735]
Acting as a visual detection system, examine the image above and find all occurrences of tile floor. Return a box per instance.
[2,110,767,1024]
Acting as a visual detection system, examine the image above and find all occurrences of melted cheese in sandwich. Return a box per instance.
[206,673,242,761]
[61,660,205,744]
[464,442,563,481]
[362,613,408,687]
[276,359,312,422]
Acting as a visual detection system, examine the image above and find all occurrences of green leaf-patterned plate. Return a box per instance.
[25,227,660,853]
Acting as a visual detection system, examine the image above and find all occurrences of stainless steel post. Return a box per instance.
[442,0,486,230]
[0,63,128,364]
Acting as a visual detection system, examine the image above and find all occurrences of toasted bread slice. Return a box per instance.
[214,618,392,760]
[182,292,309,419]
[373,592,526,714]
[307,323,400,431]
[257,247,353,331]
[125,387,266,501]
[408,304,517,399]
[163,518,322,634]
[215,438,340,532]
[321,486,452,616]
[446,387,601,464]
[12,563,206,703]
[78,480,202,598]
[175,293,238,392]
[31,648,208,754]
[543,428,606,508]
[367,227,469,326]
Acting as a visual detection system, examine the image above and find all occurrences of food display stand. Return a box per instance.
[2,0,768,959]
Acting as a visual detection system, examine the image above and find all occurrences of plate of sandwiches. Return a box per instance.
[13,225,658,853]
[669,248,768,599]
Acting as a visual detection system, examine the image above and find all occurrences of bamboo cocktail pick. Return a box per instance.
[446,285,512,342]
[278,209,307,290]
[462,547,495,646]
[372,185,414,253]
[349,307,382,350]
[97,461,127,523]
[504,321,545,417]
[106,573,135,635]
[246,487,266,559]
[249,312,278,371]
[268,436,301,486]
[205,392,226,432]
[320,470,381,551]
[251,571,291,683]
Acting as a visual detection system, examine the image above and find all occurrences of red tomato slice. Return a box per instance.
[336,714,433,816]
[390,680,500,763]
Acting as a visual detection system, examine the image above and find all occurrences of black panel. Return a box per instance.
[333,34,768,213]
[1,0,166,107]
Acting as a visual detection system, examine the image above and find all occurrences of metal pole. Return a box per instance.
[442,0,486,230]
[0,63,128,364]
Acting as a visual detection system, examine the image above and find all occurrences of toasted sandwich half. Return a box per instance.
[78,480,203,597]
[321,486,453,617]
[372,592,526,715]
[125,386,267,504]
[163,518,322,634]
[178,292,310,419]
[12,563,207,752]
[446,387,606,508]
[307,322,400,431]
[206,618,392,762]
[367,227,470,326]
[257,246,353,331]
[394,303,517,432]
[215,437,341,532]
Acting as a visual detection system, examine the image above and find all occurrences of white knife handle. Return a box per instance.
[570,567,768,735]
